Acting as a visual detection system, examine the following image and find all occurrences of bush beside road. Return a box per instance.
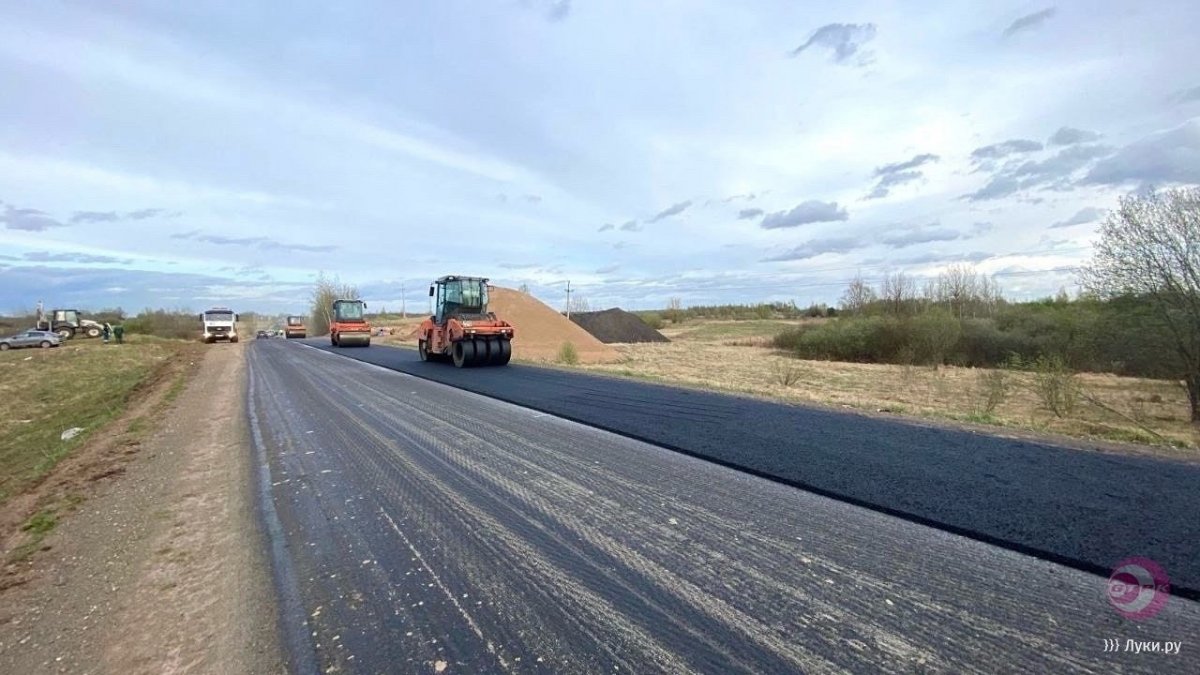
[573,324,1197,454]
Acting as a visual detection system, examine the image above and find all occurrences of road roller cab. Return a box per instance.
[330,299,371,347]
[418,276,514,367]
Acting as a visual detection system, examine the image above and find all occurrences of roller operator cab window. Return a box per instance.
[443,280,486,313]
[335,302,365,322]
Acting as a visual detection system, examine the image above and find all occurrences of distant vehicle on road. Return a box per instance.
[0,329,62,350]
[256,330,270,340]
[285,315,306,339]
[200,307,239,344]
[330,299,371,347]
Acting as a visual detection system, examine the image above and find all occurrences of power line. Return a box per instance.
[751,244,1093,278]
[576,266,1080,296]
[569,244,1089,298]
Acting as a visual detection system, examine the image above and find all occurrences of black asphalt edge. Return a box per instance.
[314,343,1200,604]
[246,352,322,675]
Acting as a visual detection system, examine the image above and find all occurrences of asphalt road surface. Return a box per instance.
[250,340,1199,673]
[300,339,1200,600]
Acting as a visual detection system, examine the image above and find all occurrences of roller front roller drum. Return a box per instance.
[449,337,511,368]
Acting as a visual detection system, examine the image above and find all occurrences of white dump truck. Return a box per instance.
[200,307,240,343]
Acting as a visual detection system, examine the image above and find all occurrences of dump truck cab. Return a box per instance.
[285,315,307,339]
[330,299,371,347]
[418,276,514,367]
[200,307,239,343]
[36,308,104,340]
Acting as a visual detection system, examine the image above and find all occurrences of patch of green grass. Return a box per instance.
[8,509,60,563]
[556,341,579,365]
[126,415,151,436]
[0,340,184,504]
[21,509,57,535]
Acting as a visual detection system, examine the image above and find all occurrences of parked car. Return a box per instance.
[256,330,270,339]
[0,329,63,351]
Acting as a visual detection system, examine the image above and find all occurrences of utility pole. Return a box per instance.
[401,282,406,318]
[565,280,572,319]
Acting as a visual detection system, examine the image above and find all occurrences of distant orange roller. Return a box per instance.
[330,299,372,348]
[285,315,307,339]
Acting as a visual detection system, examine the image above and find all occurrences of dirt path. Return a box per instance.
[0,343,281,674]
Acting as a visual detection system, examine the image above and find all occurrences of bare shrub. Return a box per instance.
[557,341,579,365]
[773,361,804,387]
[1033,354,1080,417]
[975,369,1009,414]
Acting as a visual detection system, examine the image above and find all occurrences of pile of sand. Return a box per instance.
[571,308,670,344]
[489,287,620,363]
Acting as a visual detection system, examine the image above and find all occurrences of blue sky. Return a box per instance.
[1,1,1198,315]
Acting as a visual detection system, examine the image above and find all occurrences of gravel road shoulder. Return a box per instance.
[0,342,281,674]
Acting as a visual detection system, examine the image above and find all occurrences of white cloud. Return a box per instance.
[0,152,317,208]
[0,20,540,186]
[1,1,1196,309]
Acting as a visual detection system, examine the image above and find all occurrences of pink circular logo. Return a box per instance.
[1107,557,1170,620]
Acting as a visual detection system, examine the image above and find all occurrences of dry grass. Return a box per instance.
[658,319,818,343]
[0,337,186,504]
[575,340,1197,455]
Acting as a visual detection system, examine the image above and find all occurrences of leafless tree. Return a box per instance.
[880,271,917,316]
[929,264,1002,317]
[935,264,979,318]
[839,273,877,315]
[665,296,684,323]
[976,274,1003,317]
[1081,187,1200,424]
[309,273,360,336]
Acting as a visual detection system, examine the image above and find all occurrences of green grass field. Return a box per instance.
[0,337,185,504]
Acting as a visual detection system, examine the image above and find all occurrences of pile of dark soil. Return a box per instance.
[570,308,670,344]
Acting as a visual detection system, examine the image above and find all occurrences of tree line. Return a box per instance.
[774,187,1200,424]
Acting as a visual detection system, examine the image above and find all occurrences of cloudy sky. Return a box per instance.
[1,1,1198,315]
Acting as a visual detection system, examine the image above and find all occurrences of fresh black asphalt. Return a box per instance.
[250,340,1200,673]
[302,339,1200,600]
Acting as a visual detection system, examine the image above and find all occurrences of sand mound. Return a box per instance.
[571,308,670,344]
[489,287,620,364]
[371,288,619,364]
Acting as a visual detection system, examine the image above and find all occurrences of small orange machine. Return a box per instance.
[285,315,306,339]
[329,299,371,347]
